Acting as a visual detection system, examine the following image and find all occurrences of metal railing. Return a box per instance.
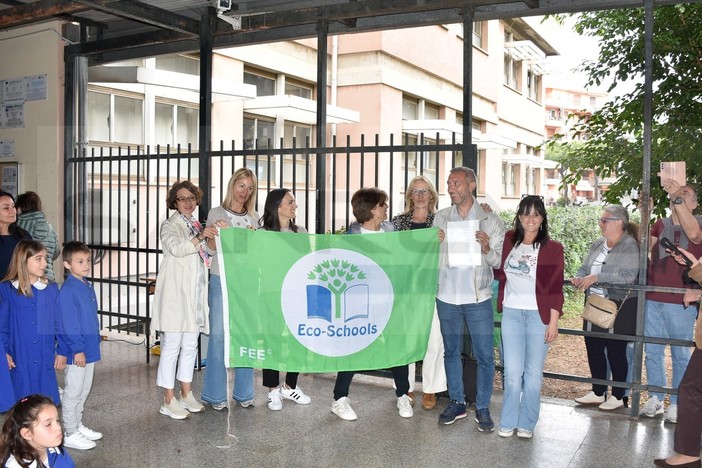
[64,138,698,419]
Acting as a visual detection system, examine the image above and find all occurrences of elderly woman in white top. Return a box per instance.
[152,180,218,420]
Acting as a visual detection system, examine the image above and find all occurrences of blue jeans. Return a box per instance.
[499,307,549,432]
[201,274,254,404]
[436,298,495,410]
[644,299,697,404]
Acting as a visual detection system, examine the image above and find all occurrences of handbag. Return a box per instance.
[582,291,630,329]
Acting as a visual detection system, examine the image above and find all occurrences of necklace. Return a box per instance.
[225,205,247,216]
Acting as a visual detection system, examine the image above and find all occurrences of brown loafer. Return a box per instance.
[422,392,436,410]
[407,391,416,407]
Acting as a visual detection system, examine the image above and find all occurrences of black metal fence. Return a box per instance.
[64,137,697,418]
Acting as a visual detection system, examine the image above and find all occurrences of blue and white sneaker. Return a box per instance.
[438,400,467,425]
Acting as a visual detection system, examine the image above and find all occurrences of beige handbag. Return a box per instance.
[582,291,631,329]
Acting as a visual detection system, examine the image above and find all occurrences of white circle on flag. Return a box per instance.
[281,248,393,357]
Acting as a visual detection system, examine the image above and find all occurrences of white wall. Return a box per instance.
[0,22,65,275]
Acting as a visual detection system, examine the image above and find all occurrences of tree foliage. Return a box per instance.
[546,4,702,217]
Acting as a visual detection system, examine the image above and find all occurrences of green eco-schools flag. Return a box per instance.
[219,228,439,372]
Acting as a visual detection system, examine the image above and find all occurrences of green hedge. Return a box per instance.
[497,205,632,316]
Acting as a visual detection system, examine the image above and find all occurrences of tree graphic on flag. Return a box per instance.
[306,260,367,321]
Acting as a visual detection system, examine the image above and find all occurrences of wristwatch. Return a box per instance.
[673,197,684,205]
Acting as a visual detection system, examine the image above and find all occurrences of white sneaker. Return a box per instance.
[641,396,664,417]
[574,391,605,405]
[160,397,189,420]
[517,429,533,439]
[268,388,283,411]
[78,425,103,441]
[331,396,358,421]
[665,404,678,423]
[179,391,205,413]
[211,401,227,411]
[281,385,312,405]
[599,396,624,411]
[238,399,255,408]
[498,428,514,438]
[63,432,96,450]
[397,394,414,418]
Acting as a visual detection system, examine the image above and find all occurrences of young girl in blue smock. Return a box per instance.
[0,240,63,406]
[0,394,76,468]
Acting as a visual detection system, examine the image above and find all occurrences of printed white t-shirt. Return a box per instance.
[502,242,540,310]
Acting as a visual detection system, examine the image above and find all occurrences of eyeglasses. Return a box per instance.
[521,194,544,200]
[176,196,197,203]
[598,217,619,224]
[411,189,429,196]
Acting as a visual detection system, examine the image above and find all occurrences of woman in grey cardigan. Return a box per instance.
[571,205,639,411]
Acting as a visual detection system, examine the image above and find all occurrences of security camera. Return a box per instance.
[214,0,232,13]
[212,0,240,29]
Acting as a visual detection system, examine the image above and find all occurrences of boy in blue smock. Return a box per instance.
[57,241,102,451]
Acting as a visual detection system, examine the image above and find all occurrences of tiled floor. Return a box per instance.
[3,337,687,468]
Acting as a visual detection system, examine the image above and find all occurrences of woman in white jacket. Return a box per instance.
[152,181,219,420]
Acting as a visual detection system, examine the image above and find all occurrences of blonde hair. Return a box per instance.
[3,240,48,297]
[222,168,257,214]
[403,175,439,214]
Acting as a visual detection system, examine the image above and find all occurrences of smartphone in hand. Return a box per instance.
[659,161,686,187]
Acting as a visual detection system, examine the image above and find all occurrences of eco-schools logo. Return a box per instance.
[281,248,393,357]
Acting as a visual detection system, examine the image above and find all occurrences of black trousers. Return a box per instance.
[584,335,628,399]
[333,365,409,400]
[262,369,298,389]
[674,347,702,457]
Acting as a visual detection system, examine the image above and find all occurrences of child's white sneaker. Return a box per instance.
[64,432,96,450]
[78,425,103,441]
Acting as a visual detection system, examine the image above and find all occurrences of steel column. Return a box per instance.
[462,7,477,172]
[630,0,655,418]
[198,6,216,218]
[315,19,329,234]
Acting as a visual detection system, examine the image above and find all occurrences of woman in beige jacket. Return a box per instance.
[152,180,219,420]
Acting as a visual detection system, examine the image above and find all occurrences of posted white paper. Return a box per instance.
[447,220,481,268]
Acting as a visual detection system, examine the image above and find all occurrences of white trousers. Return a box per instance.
[410,309,447,393]
[156,331,199,389]
[62,363,95,434]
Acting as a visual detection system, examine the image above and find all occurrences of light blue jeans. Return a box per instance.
[644,299,697,404]
[499,306,549,432]
[436,298,495,410]
[201,274,254,405]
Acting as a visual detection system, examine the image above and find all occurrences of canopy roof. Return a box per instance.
[0,0,682,63]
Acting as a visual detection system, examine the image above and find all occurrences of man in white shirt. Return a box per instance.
[433,167,505,431]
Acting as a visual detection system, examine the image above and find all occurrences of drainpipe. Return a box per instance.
[331,35,338,139]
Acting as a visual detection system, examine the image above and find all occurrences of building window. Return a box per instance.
[87,90,144,145]
[155,102,199,149]
[402,96,418,120]
[502,157,517,197]
[244,70,276,97]
[472,21,483,48]
[503,31,519,90]
[285,81,313,99]
[283,123,312,185]
[504,55,518,90]
[243,116,275,181]
[424,103,440,120]
[526,68,540,101]
[155,54,200,76]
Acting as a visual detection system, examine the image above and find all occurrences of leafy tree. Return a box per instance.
[546,4,702,217]
[308,259,366,319]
